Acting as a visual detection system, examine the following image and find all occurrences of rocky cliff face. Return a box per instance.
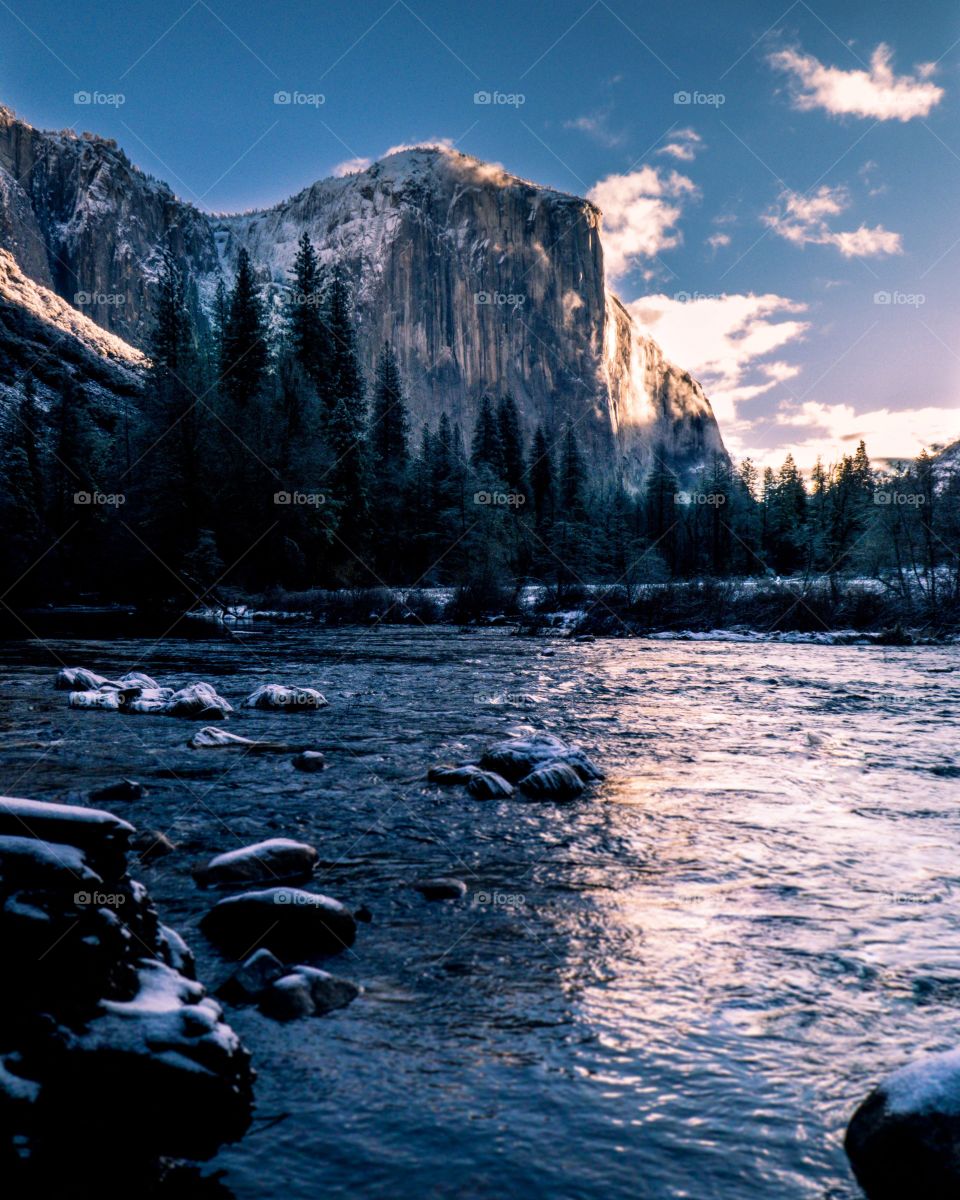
[0,105,727,483]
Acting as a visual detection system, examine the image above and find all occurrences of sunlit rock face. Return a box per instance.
[0,106,727,484]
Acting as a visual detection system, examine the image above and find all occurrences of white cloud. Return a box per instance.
[656,128,703,162]
[588,167,698,280]
[769,43,944,122]
[749,399,960,470]
[764,185,903,258]
[332,156,372,177]
[563,111,624,148]
[627,292,808,426]
[706,232,731,250]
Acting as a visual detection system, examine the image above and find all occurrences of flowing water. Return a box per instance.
[3,626,960,1199]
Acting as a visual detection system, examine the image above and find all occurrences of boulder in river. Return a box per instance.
[164,682,233,720]
[89,779,143,804]
[518,762,586,801]
[244,684,328,711]
[293,750,326,772]
[56,666,109,690]
[412,877,468,900]
[200,886,357,959]
[846,1048,960,1199]
[218,947,286,1003]
[258,965,359,1021]
[480,732,603,783]
[466,770,514,799]
[194,838,319,887]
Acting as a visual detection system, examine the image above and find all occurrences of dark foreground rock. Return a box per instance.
[201,886,357,959]
[846,1049,960,1199]
[0,794,254,1181]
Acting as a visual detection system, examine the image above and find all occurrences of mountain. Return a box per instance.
[0,246,144,428]
[0,105,726,484]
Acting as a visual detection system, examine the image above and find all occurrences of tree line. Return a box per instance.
[0,233,957,614]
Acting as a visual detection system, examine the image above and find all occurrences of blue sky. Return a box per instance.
[2,0,960,468]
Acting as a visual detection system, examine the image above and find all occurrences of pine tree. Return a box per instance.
[319,266,364,422]
[559,422,587,515]
[220,248,268,409]
[471,394,505,479]
[288,232,326,385]
[369,343,409,473]
[528,424,554,526]
[497,394,525,493]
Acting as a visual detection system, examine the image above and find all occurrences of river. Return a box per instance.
[3,627,959,1198]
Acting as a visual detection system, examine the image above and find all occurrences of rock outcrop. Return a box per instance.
[0,104,727,485]
[0,794,254,1181]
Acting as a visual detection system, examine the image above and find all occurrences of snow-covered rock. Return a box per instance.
[427,763,484,785]
[292,750,326,772]
[187,725,300,751]
[480,732,603,783]
[846,1048,960,1199]
[244,684,328,711]
[258,965,359,1021]
[69,688,121,710]
[0,792,253,1170]
[193,838,318,887]
[164,681,233,719]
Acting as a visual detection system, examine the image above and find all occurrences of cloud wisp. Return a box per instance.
[763,185,902,258]
[769,43,943,122]
[656,127,703,162]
